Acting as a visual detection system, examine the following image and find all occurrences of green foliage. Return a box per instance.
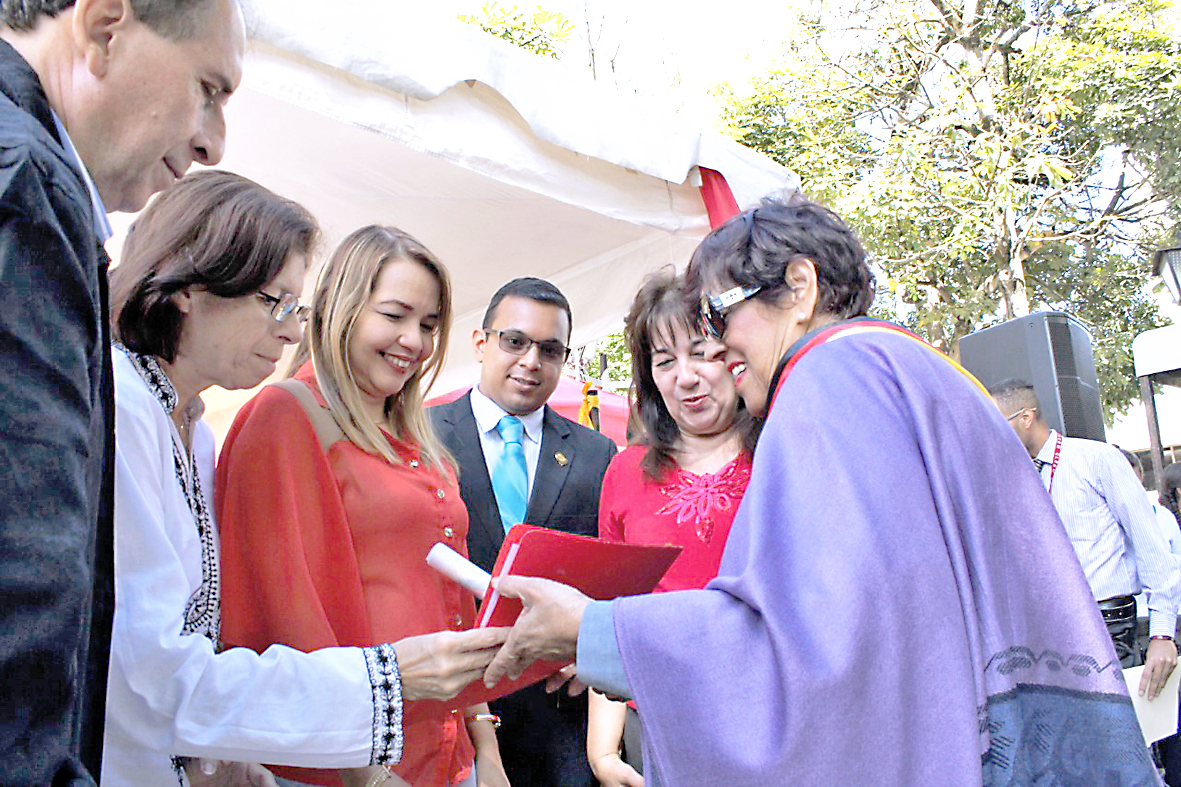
[1033,240,1168,415]
[578,330,631,391]
[721,0,1181,420]
[458,3,574,59]
[1019,0,1181,211]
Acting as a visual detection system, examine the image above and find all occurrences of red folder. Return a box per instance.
[419,525,680,713]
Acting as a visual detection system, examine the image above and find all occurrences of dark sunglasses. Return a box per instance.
[699,285,763,340]
[486,329,570,365]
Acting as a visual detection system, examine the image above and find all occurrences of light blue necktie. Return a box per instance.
[491,415,529,532]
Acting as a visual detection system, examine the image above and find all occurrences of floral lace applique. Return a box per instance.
[655,458,750,543]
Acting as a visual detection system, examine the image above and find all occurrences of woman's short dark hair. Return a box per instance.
[684,193,875,319]
[626,268,759,480]
[110,170,318,362]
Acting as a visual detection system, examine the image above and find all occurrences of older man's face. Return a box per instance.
[76,0,246,212]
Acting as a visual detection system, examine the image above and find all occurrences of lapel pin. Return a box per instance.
[554,451,569,466]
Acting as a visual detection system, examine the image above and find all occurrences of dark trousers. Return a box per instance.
[1108,618,1142,668]
[1100,596,1181,783]
[491,683,596,787]
[1099,595,1141,667]
[1165,738,1181,787]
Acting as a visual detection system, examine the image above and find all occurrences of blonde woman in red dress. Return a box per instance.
[217,226,507,787]
[586,270,759,787]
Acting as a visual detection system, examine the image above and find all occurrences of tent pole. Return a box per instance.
[1142,375,1166,490]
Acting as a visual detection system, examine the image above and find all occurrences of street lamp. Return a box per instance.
[1154,245,1181,304]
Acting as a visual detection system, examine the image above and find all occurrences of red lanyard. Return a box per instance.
[1044,432,1063,494]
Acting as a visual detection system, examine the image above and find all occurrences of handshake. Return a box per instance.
[406,532,678,706]
[185,574,589,787]
[396,574,592,704]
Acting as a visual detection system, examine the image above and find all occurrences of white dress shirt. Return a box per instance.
[50,109,112,242]
[469,385,545,497]
[103,349,399,785]
[1153,501,1181,558]
[1035,430,1181,638]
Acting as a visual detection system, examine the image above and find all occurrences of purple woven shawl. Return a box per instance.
[614,323,1157,786]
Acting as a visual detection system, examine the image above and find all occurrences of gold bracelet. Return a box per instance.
[364,765,393,787]
[467,712,501,729]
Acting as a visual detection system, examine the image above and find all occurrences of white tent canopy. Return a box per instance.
[1130,324,1181,469]
[1103,319,1181,457]
[113,0,794,436]
[1133,324,1181,379]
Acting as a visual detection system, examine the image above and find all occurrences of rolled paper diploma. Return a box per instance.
[426,543,492,598]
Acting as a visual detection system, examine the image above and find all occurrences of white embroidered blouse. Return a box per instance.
[101,347,402,785]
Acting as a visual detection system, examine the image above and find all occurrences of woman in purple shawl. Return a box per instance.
[485,195,1158,786]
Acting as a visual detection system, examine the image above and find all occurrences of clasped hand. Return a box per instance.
[184,759,277,787]
[395,626,510,701]
[482,576,592,689]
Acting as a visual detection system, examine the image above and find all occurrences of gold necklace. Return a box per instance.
[175,413,193,446]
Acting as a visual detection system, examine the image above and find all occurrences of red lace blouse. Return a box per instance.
[598,445,751,593]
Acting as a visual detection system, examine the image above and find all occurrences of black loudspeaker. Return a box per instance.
[959,311,1106,442]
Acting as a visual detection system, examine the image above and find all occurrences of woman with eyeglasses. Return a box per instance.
[106,174,506,787]
[216,226,509,787]
[586,269,756,787]
[482,194,1157,785]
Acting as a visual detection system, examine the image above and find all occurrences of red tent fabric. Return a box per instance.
[426,376,630,448]
[698,167,742,228]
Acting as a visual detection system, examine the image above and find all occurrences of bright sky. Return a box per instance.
[423,0,1181,130]
[419,0,812,128]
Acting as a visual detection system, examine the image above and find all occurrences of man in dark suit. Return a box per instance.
[0,2,245,783]
[431,277,616,786]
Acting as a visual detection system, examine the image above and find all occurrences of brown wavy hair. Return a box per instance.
[111,170,318,362]
[625,267,759,481]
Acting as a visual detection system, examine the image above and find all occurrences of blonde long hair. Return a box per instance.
[295,225,453,471]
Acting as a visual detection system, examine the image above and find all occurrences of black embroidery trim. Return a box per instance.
[983,646,1122,679]
[118,345,221,644]
[174,440,220,643]
[975,647,1124,740]
[363,644,404,766]
[119,344,177,414]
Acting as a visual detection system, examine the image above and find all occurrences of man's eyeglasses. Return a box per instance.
[486,329,570,365]
[257,291,310,324]
[1005,407,1035,422]
[700,285,763,340]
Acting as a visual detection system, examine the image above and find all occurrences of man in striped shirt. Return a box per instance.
[992,379,1180,700]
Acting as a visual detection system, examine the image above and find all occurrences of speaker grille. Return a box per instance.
[959,312,1105,442]
[1059,377,1088,431]
[1048,321,1078,377]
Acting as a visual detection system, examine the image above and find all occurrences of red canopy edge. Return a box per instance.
[698,167,741,229]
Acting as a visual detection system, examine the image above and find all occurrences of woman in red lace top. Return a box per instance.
[587,269,760,787]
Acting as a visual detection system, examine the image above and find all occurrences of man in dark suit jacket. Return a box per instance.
[0,2,245,783]
[431,277,616,786]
